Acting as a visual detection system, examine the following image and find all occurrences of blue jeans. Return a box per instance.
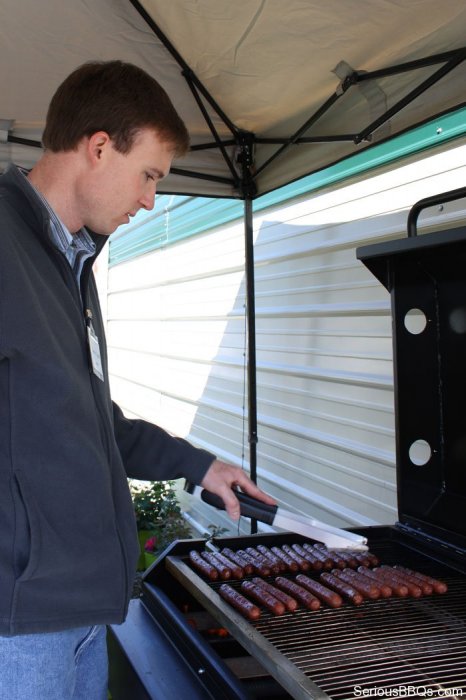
[0,625,108,700]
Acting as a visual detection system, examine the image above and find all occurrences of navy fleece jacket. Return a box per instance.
[0,165,215,635]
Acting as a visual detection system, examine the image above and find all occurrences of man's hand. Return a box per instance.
[200,459,276,521]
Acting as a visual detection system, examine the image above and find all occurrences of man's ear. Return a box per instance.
[86,131,112,165]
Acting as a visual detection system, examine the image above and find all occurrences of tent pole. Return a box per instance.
[237,131,258,535]
[244,195,258,534]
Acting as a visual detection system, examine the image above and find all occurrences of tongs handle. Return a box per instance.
[184,482,277,525]
[202,489,278,524]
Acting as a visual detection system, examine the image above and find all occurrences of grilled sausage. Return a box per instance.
[252,577,298,612]
[211,552,244,579]
[241,581,286,615]
[391,566,433,595]
[332,568,380,599]
[378,567,422,598]
[301,544,333,569]
[281,544,311,571]
[237,549,271,576]
[309,543,346,569]
[351,552,372,568]
[221,548,254,576]
[393,566,447,594]
[356,567,392,598]
[369,568,409,597]
[219,583,261,620]
[189,550,219,581]
[295,574,343,608]
[274,576,321,610]
[246,547,280,575]
[330,550,359,569]
[320,572,364,606]
[201,552,231,580]
[270,546,300,572]
[256,545,287,572]
[291,543,324,571]
[365,552,380,567]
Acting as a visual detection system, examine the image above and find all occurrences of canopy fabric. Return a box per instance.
[1,0,465,198]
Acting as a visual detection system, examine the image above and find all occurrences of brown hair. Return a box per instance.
[42,60,190,157]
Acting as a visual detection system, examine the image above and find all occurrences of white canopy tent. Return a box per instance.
[2,0,465,498]
[1,0,465,197]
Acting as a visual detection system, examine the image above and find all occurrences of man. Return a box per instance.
[0,60,274,699]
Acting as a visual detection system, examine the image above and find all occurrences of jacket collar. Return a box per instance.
[1,164,108,258]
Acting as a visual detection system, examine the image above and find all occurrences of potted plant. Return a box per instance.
[130,480,192,569]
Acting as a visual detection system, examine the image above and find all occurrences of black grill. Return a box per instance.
[109,199,466,700]
[152,531,466,700]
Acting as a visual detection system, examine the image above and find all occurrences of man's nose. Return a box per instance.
[140,187,156,211]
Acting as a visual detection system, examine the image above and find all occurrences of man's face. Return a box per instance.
[81,127,174,235]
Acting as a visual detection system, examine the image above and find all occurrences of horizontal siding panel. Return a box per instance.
[103,142,466,536]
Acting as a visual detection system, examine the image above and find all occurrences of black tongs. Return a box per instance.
[185,482,368,551]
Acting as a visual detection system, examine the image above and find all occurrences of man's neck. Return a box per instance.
[27,152,84,233]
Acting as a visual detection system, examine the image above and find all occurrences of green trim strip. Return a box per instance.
[109,107,466,267]
[109,196,243,266]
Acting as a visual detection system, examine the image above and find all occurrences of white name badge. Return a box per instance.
[87,324,104,381]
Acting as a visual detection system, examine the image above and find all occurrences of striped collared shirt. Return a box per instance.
[19,168,96,282]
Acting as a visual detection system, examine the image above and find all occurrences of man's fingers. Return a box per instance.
[200,458,275,521]
[208,485,240,520]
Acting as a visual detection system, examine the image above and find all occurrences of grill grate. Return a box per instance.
[162,537,466,700]
[252,576,466,699]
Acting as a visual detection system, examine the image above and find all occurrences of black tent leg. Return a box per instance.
[244,197,258,534]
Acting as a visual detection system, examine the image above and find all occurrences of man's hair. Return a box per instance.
[42,60,190,157]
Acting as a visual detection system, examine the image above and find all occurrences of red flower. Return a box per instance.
[144,536,158,552]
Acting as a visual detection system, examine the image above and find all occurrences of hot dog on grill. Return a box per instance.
[189,550,219,581]
[332,568,380,599]
[256,545,287,572]
[365,552,380,567]
[329,549,359,569]
[237,549,271,576]
[369,568,409,597]
[252,577,298,612]
[356,567,392,598]
[351,552,372,568]
[270,546,300,572]
[246,547,281,575]
[219,583,261,620]
[309,543,346,569]
[211,551,244,579]
[377,567,422,598]
[274,576,321,610]
[281,544,311,571]
[295,574,343,608]
[241,580,286,615]
[320,572,364,606]
[393,566,447,594]
[201,551,232,580]
[390,566,433,595]
[291,543,324,571]
[221,548,254,576]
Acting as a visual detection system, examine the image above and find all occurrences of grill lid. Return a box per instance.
[357,214,466,551]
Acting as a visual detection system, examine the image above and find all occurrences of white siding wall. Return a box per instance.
[102,141,466,537]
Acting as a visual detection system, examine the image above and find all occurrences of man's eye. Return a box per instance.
[145,173,155,181]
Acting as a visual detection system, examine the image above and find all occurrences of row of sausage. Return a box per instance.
[186,544,448,621]
[188,542,380,581]
[217,565,448,620]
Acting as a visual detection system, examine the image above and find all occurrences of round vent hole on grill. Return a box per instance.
[409,439,432,466]
[449,306,466,333]
[404,308,427,334]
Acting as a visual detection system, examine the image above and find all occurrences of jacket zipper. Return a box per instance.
[51,246,131,611]
[81,260,131,611]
